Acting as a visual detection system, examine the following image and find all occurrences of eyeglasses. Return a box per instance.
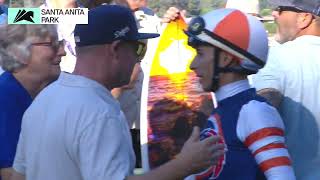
[274,6,305,14]
[31,40,65,52]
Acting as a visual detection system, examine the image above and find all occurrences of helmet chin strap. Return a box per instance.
[210,49,249,92]
[210,48,221,92]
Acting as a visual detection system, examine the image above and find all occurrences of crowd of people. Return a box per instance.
[0,0,319,179]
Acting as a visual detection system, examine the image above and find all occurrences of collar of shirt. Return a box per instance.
[290,35,320,45]
[58,72,114,98]
[215,79,251,102]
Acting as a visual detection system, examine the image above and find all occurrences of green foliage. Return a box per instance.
[260,8,272,16]
[148,0,275,17]
[259,0,269,10]
[188,0,200,16]
[199,0,225,15]
[264,22,277,34]
[148,0,226,17]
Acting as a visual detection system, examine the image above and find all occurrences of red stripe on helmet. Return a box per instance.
[213,10,250,51]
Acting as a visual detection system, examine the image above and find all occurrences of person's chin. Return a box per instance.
[274,28,289,44]
[47,71,60,84]
[201,84,212,92]
[204,82,219,92]
[49,66,61,76]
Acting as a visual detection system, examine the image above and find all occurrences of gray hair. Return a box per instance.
[0,22,57,72]
[10,0,43,8]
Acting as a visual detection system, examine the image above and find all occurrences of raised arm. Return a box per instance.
[127,127,225,180]
[237,101,295,180]
[9,170,25,180]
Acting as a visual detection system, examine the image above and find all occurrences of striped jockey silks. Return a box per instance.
[195,88,295,180]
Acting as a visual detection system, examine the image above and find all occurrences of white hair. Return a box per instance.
[0,22,57,72]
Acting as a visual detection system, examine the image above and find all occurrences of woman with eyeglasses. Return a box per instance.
[0,23,66,180]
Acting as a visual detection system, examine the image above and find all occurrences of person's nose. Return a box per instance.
[272,10,280,19]
[190,55,199,71]
[57,43,66,57]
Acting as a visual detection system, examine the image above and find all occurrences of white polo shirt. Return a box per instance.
[252,35,320,180]
[13,73,135,180]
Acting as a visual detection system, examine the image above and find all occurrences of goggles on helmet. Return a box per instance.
[185,16,265,68]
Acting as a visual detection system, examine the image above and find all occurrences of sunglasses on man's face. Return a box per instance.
[135,41,147,62]
[274,6,305,14]
[123,40,147,63]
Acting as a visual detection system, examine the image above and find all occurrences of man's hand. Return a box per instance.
[257,88,283,109]
[126,127,225,180]
[9,169,25,180]
[176,126,225,175]
[161,7,187,23]
[0,168,13,180]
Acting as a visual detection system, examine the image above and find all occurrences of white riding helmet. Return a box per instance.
[185,8,269,75]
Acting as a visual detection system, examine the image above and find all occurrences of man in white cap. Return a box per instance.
[225,0,265,20]
[253,0,320,179]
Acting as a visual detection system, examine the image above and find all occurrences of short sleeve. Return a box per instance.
[12,127,26,175]
[236,101,295,179]
[237,100,285,146]
[252,47,285,93]
[77,114,135,180]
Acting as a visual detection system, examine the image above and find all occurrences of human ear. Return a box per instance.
[297,13,314,29]
[109,40,122,60]
[219,51,234,67]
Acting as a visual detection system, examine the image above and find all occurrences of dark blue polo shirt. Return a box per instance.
[0,4,8,15]
[0,72,32,172]
[0,5,7,25]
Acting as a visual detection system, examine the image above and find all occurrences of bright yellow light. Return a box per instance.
[150,19,196,77]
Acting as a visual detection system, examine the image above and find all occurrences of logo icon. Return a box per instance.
[114,26,130,39]
[197,114,226,179]
[188,16,205,35]
[190,22,201,32]
[8,8,40,24]
[14,9,34,23]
